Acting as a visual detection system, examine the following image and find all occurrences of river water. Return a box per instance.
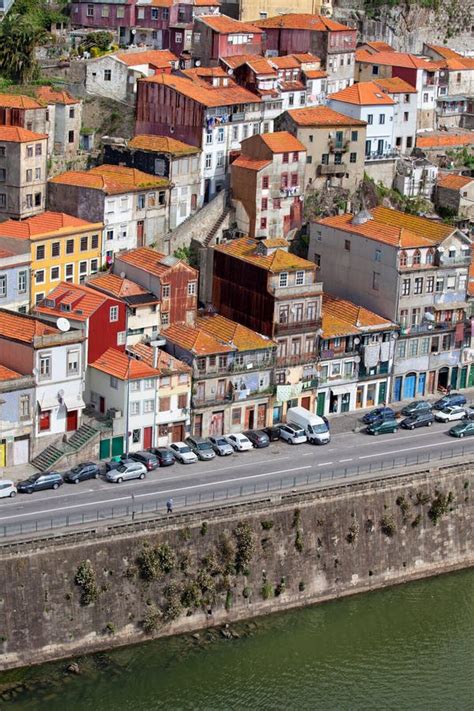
[1,569,473,710]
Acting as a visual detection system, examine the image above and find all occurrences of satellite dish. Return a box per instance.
[353,337,360,344]
[120,272,126,279]
[58,389,65,398]
[57,317,71,332]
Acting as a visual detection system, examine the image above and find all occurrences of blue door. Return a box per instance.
[417,372,426,396]
[394,377,402,402]
[272,406,282,424]
[403,373,416,400]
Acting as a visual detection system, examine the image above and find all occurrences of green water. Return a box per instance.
[2,569,473,710]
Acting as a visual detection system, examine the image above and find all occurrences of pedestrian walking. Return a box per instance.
[166,498,173,514]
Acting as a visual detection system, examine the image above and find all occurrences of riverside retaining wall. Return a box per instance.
[0,462,472,670]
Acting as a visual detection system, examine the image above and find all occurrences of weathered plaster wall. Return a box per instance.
[0,462,472,670]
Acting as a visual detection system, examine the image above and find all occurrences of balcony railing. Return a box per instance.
[365,150,399,162]
[401,321,456,336]
[276,353,318,367]
[274,318,322,335]
[437,255,471,267]
[318,163,346,175]
[270,282,323,298]
[301,377,319,390]
[192,394,232,409]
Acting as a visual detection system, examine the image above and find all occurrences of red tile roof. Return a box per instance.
[34,282,120,321]
[322,293,395,338]
[0,309,60,344]
[214,236,316,272]
[117,246,198,279]
[196,14,262,34]
[303,69,327,79]
[330,81,395,105]
[91,347,161,381]
[49,165,169,194]
[197,313,276,351]
[164,323,233,356]
[374,77,417,94]
[232,156,271,171]
[0,93,44,109]
[360,41,395,53]
[424,45,474,70]
[0,212,101,240]
[88,273,159,303]
[220,54,263,70]
[141,73,262,107]
[255,13,351,32]
[129,342,191,374]
[128,135,200,155]
[416,132,474,149]
[0,126,48,142]
[35,86,80,105]
[0,364,22,381]
[244,57,277,75]
[116,49,177,67]
[286,105,366,126]
[355,49,442,71]
[259,130,306,154]
[437,172,473,190]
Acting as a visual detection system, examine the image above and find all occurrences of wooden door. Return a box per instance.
[245,407,254,430]
[66,409,78,432]
[99,397,105,414]
[143,426,153,449]
[137,220,145,247]
[301,396,311,410]
[257,403,267,428]
[171,424,184,442]
[210,411,224,436]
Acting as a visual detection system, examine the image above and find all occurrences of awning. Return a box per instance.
[63,394,86,411]
[330,385,355,396]
[37,394,59,411]
[433,302,466,311]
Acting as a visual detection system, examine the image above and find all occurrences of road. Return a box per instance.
[0,422,472,538]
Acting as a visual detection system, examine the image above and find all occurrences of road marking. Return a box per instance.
[357,429,445,447]
[358,441,463,460]
[339,458,353,462]
[317,462,333,467]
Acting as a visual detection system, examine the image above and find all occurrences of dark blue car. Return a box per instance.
[433,393,466,410]
[362,407,396,425]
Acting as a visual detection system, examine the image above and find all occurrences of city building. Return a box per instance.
[0,245,30,313]
[0,94,48,138]
[374,77,418,154]
[0,364,35,467]
[435,173,474,224]
[309,206,472,400]
[393,156,438,200]
[415,131,474,158]
[71,0,136,45]
[113,246,198,328]
[224,0,333,23]
[34,86,82,157]
[277,105,366,193]
[231,131,306,238]
[48,165,169,264]
[211,237,323,418]
[192,15,263,66]
[423,44,474,129]
[0,126,48,220]
[0,212,103,307]
[269,53,327,108]
[34,281,127,364]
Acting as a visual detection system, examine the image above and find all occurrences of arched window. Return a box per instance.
[426,247,435,264]
[399,250,408,267]
[413,249,421,265]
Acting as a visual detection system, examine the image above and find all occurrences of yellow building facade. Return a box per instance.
[237,0,332,22]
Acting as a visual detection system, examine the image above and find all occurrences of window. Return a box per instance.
[39,354,51,380]
[399,250,408,268]
[252,123,259,135]
[36,246,45,261]
[446,276,456,290]
[20,394,30,419]
[406,136,413,149]
[344,240,351,252]
[35,269,45,284]
[205,131,213,145]
[18,270,27,293]
[321,153,329,165]
[291,338,301,355]
[314,253,321,268]
[409,339,418,357]
[161,312,169,326]
[175,32,183,43]
[0,194,5,207]
[423,93,428,102]
[162,284,170,298]
[350,130,358,142]
[420,337,430,355]
[63,238,74,255]
[372,65,379,76]
[426,276,434,293]
[348,152,356,163]
[217,127,224,143]
[0,275,6,297]
[426,248,434,264]
[372,272,380,291]
[436,277,444,292]
[296,270,305,286]
[375,248,381,262]
[159,396,171,412]
[151,8,159,19]
[0,169,6,184]
[334,152,342,165]
[402,278,410,296]
[65,264,74,282]
[261,197,268,211]
[79,261,87,276]
[143,399,154,414]
[414,277,423,294]
[104,69,111,81]
[130,401,140,416]
[262,176,269,189]
[50,266,60,281]
[260,217,267,229]
[26,194,33,208]
[35,167,41,180]
[34,192,41,207]
[110,306,119,322]
[87,3,93,16]
[67,350,79,376]
[187,281,197,296]
[273,198,281,209]
[367,114,373,125]
[411,308,421,326]
[281,173,288,188]
[448,248,456,259]
[400,309,408,327]
[80,236,88,252]
[242,124,249,139]
[397,341,406,359]
[26,169,32,182]
[279,272,288,287]
[379,114,385,125]
[412,249,421,265]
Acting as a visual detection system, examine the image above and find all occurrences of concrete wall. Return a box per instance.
[0,462,471,670]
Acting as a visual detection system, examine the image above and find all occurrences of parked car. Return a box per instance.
[186,436,216,461]
[64,462,100,484]
[401,401,432,417]
[105,454,128,472]
[263,426,281,442]
[17,471,64,494]
[366,419,399,436]
[244,430,270,448]
[400,412,434,430]
[362,407,396,425]
[434,406,467,423]
[287,406,330,445]
[208,436,234,456]
[433,393,466,410]
[169,442,198,464]
[449,420,474,438]
[148,447,176,466]
[129,451,159,471]
[105,461,147,483]
[224,433,253,451]
[278,423,307,445]
[0,480,17,498]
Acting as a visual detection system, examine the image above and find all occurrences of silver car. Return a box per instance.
[208,436,234,456]
[105,460,147,483]
[186,436,216,460]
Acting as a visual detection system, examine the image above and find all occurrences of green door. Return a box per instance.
[378,381,387,405]
[111,436,124,457]
[99,439,110,460]
[459,366,468,389]
[450,367,458,389]
[469,365,474,388]
[316,391,326,416]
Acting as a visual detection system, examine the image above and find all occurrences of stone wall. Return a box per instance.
[0,462,472,670]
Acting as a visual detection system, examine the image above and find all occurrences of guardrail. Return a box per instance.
[0,444,472,540]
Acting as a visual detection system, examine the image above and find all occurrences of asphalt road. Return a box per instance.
[0,421,472,538]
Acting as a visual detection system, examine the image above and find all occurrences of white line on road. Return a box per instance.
[339,458,353,462]
[317,462,333,467]
[358,441,461,460]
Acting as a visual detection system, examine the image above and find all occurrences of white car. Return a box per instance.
[278,423,307,445]
[105,461,147,483]
[434,406,467,423]
[169,442,198,464]
[0,479,17,498]
[225,433,253,451]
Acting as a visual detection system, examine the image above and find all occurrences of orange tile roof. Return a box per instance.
[0,309,59,344]
[0,126,48,142]
[286,105,366,126]
[164,323,233,356]
[416,132,474,149]
[144,0,173,6]
[355,49,442,71]
[117,246,198,279]
[50,164,169,194]
[220,54,263,70]
[437,172,473,190]
[374,77,417,94]
[361,41,395,53]
[0,212,101,240]
[35,86,79,105]
[322,293,395,339]
[197,313,276,351]
[232,155,271,170]
[129,134,200,156]
[193,0,221,5]
[330,81,395,105]
[0,93,44,109]
[292,52,320,63]
[303,69,327,79]
[129,342,191,374]
[255,13,351,32]
[280,80,306,91]
[34,282,119,321]
[214,236,316,272]
[142,73,262,107]
[116,49,177,67]
[244,57,277,75]
[259,131,306,154]
[0,364,22,381]
[91,347,160,381]
[317,206,453,248]
[424,45,474,70]
[197,14,262,34]
[182,66,229,79]
[88,272,158,302]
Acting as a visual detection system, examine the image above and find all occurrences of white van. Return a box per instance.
[0,480,17,498]
[287,406,331,445]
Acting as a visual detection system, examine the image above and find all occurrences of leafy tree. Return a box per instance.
[80,31,114,55]
[0,13,48,83]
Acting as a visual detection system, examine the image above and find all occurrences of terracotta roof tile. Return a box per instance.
[355,49,442,71]
[141,73,262,107]
[0,93,44,109]
[437,172,473,190]
[88,273,158,303]
[0,309,59,344]
[193,0,221,5]
[374,77,417,94]
[34,282,120,321]
[128,134,200,156]
[322,293,395,339]
[0,212,101,240]
[255,13,351,32]
[0,364,22,381]
[232,156,271,170]
[220,54,262,70]
[91,347,161,381]
[303,69,327,79]
[286,105,366,126]
[361,41,395,53]
[197,14,262,34]
[0,126,48,142]
[259,131,306,153]
[214,236,316,272]
[164,323,233,355]
[280,80,306,91]
[416,132,474,149]
[129,342,191,374]
[141,0,173,6]
[197,313,276,351]
[244,57,277,75]
[116,49,177,67]
[330,81,395,105]
[35,86,79,105]
[50,164,169,194]
[117,246,198,279]
[425,45,474,70]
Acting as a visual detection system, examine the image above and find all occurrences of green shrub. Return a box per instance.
[74,560,99,606]
[411,514,422,528]
[298,581,305,592]
[295,530,303,553]
[163,584,183,622]
[380,514,396,538]
[428,491,454,525]
[225,590,233,611]
[156,543,176,574]
[260,520,274,530]
[234,522,256,573]
[396,495,410,518]
[242,586,251,599]
[261,582,274,600]
[142,605,161,634]
[136,544,160,581]
[292,509,301,528]
[181,580,201,608]
[105,622,116,635]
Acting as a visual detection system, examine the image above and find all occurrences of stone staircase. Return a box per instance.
[203,206,231,248]
[31,423,99,472]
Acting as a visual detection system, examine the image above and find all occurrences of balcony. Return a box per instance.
[318,163,346,175]
[276,353,318,368]
[275,318,322,335]
[329,139,350,153]
[192,394,232,409]
[270,282,323,298]
[301,377,319,391]
[437,255,471,268]
[401,321,455,336]
[365,150,399,162]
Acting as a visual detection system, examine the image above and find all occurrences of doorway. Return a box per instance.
[403,373,416,399]
[301,396,311,410]
[245,407,255,430]
[257,403,267,428]
[417,373,426,396]
[66,409,78,432]
[143,426,153,449]
[210,411,224,436]
[378,381,387,405]
[438,367,449,391]
[316,392,325,416]
[99,397,105,414]
[171,423,185,442]
[137,220,145,247]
